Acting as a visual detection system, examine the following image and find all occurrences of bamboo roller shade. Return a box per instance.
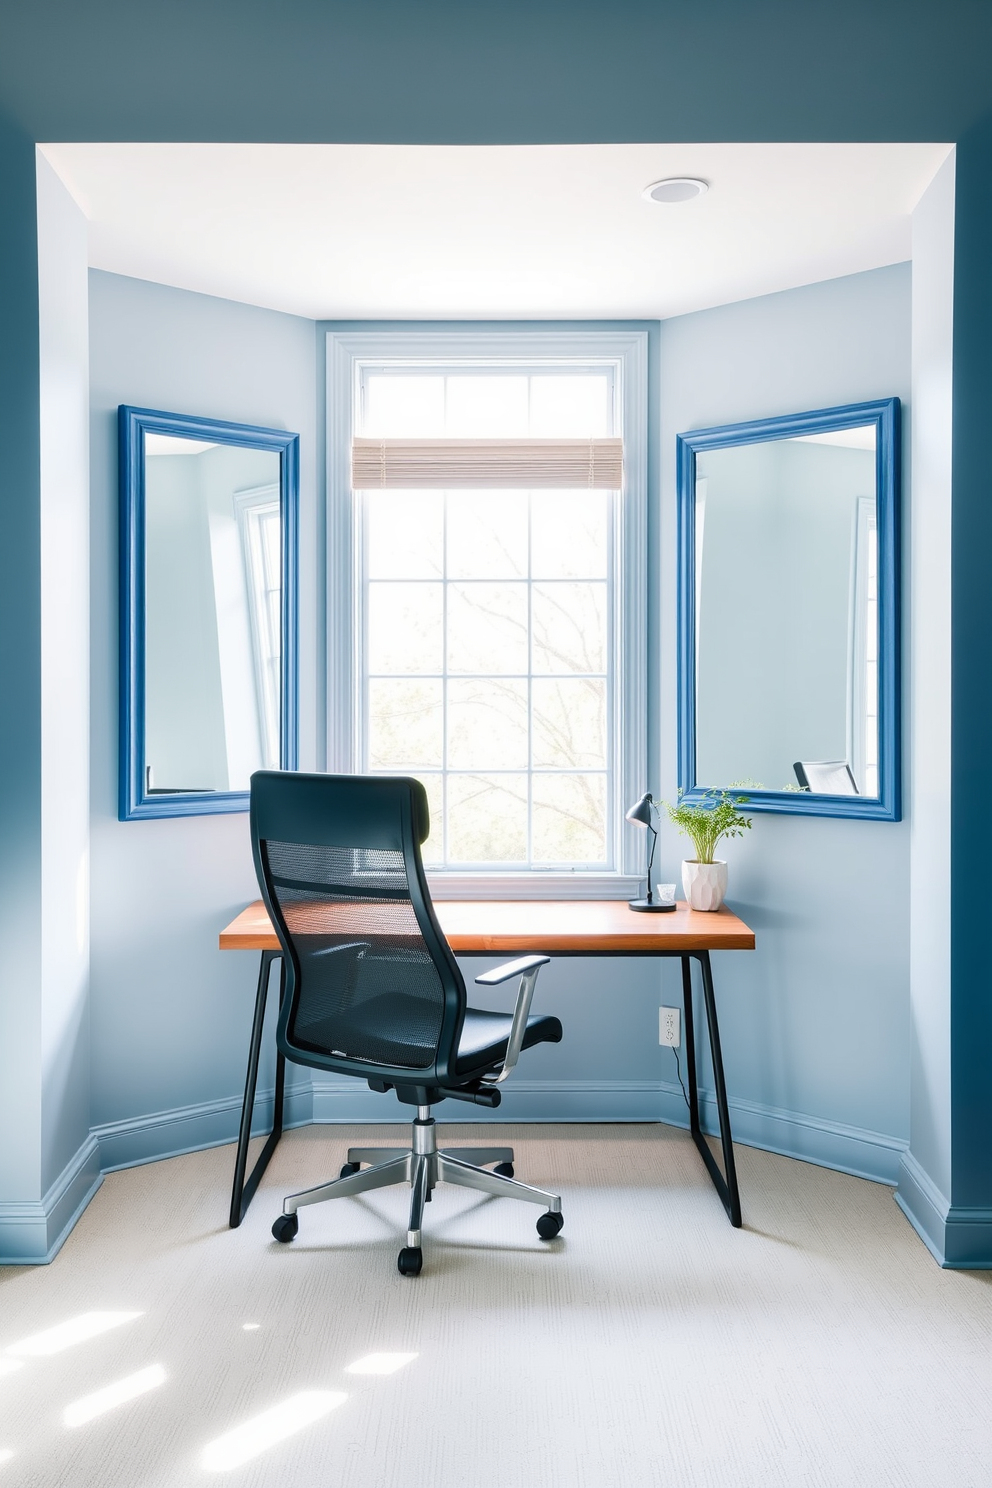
[352,436,624,490]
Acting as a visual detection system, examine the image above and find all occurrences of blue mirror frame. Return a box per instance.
[676,397,901,820]
[119,405,299,820]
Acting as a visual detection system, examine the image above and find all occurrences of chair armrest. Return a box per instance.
[474,954,550,986]
[475,955,551,1084]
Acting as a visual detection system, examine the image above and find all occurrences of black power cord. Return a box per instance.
[670,1044,690,1111]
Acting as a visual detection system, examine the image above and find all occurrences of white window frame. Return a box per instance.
[848,494,878,797]
[234,483,282,770]
[326,326,648,899]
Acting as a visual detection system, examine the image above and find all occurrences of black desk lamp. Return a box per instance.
[626,792,673,912]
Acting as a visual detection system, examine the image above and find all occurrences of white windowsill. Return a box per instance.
[425,872,643,901]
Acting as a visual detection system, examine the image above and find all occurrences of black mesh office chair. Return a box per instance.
[250,770,564,1276]
[793,760,860,794]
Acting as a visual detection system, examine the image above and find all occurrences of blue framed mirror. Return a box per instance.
[119,406,299,820]
[677,398,900,820]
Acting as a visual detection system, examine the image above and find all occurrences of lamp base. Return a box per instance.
[627,898,676,913]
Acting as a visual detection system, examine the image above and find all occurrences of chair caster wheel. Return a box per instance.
[397,1246,423,1277]
[536,1211,564,1240]
[272,1213,299,1243]
[339,1161,361,1178]
[493,1162,514,1179]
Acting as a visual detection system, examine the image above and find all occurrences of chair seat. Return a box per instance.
[455,1006,563,1077]
[293,994,562,1078]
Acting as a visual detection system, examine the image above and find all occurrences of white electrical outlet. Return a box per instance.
[659,1007,681,1047]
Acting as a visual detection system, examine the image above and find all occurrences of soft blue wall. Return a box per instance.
[0,137,97,1263]
[88,271,319,1157]
[658,265,912,1177]
[37,154,93,1203]
[87,286,669,1144]
[83,268,915,1180]
[900,154,955,1255]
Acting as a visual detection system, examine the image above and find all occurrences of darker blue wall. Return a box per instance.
[950,113,992,1210]
[0,110,43,1191]
[0,2,990,144]
[2,0,991,1241]
[0,111,40,859]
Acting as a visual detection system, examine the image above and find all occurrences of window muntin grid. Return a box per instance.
[357,366,618,870]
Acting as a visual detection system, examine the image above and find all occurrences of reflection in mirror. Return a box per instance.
[120,408,298,819]
[144,434,281,793]
[696,426,876,796]
[677,399,899,820]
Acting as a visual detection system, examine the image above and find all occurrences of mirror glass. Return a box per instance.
[678,400,899,820]
[697,426,877,795]
[120,408,298,819]
[144,432,282,794]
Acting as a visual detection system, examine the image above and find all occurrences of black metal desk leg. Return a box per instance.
[681,951,743,1228]
[680,955,701,1135]
[229,951,287,1228]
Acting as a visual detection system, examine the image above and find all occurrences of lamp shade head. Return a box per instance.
[625,792,655,828]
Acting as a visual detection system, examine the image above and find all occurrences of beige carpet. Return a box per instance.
[1,1124,991,1487]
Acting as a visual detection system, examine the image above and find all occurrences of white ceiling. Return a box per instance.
[41,142,951,322]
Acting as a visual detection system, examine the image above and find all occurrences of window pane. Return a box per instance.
[865,660,878,719]
[365,375,445,436]
[532,492,608,579]
[447,774,528,861]
[447,679,528,769]
[367,582,443,673]
[357,354,624,873]
[445,376,529,436]
[532,582,607,674]
[447,491,528,579]
[447,583,528,674]
[259,506,281,578]
[366,493,443,578]
[532,774,607,863]
[368,679,443,768]
[532,679,606,768]
[866,605,878,663]
[529,375,610,436]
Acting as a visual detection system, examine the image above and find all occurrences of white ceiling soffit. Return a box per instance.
[40,142,951,322]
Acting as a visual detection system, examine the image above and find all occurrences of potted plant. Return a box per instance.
[663,790,752,911]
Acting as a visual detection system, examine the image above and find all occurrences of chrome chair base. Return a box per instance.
[278,1106,562,1251]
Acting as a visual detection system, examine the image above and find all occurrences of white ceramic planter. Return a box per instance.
[681,859,728,911]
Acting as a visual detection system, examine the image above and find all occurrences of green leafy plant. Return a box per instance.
[663,790,753,864]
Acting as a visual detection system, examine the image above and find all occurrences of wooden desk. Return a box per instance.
[220,899,755,1228]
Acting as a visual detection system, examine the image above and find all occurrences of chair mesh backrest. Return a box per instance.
[262,838,446,1070]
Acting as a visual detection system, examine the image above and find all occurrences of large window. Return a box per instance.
[327,329,648,895]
